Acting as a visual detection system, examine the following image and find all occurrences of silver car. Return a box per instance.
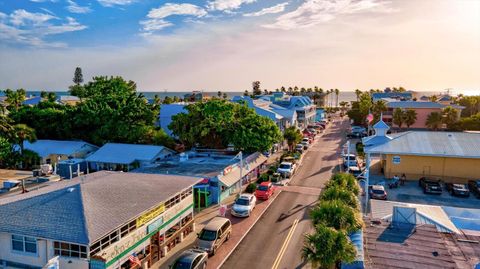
[196,217,232,255]
[170,248,208,269]
[231,194,256,217]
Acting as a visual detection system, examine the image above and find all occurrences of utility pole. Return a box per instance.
[364,152,371,216]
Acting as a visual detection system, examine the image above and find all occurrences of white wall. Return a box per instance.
[0,232,48,268]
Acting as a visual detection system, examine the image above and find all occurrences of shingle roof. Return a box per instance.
[24,140,98,158]
[0,171,201,244]
[365,131,480,158]
[86,143,174,164]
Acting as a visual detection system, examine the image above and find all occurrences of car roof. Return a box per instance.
[239,193,254,199]
[372,185,385,190]
[177,249,204,263]
[259,182,271,186]
[204,217,230,230]
[280,161,293,165]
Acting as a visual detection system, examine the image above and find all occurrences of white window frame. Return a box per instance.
[11,234,38,256]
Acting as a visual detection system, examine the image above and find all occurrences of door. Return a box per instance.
[423,166,431,176]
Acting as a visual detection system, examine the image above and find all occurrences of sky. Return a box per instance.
[0,0,479,93]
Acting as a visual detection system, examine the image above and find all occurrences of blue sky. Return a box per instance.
[0,0,479,92]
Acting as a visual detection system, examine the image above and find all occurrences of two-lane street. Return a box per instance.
[221,117,349,269]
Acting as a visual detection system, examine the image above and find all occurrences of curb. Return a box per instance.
[216,189,284,269]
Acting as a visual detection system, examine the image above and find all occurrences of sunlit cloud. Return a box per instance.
[243,2,289,17]
[207,0,256,12]
[66,0,92,14]
[141,3,207,34]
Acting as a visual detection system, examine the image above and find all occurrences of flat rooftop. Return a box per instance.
[135,154,237,178]
[364,218,480,269]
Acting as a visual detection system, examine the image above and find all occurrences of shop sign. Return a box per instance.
[136,203,165,227]
[101,227,147,262]
[147,217,164,234]
[223,166,232,175]
[392,156,401,164]
[163,195,193,223]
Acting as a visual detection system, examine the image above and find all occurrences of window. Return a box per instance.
[11,235,37,254]
[54,242,87,259]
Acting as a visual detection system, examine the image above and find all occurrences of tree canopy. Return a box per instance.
[169,99,282,152]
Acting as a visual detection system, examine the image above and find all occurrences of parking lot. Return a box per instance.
[368,175,480,209]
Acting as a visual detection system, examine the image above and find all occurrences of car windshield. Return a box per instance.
[344,156,356,160]
[172,260,192,269]
[258,186,269,191]
[279,164,291,169]
[236,198,250,206]
[372,190,385,194]
[198,230,217,241]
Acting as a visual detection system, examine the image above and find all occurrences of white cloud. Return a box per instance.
[264,0,393,30]
[243,2,288,17]
[97,0,136,7]
[207,0,256,12]
[66,0,92,14]
[10,9,56,26]
[141,3,207,33]
[0,10,87,48]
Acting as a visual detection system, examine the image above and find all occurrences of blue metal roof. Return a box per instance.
[341,230,364,269]
[372,92,412,101]
[159,104,187,136]
[22,96,42,106]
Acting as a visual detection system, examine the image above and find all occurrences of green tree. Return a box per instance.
[12,124,37,155]
[354,89,362,102]
[334,88,340,107]
[40,91,48,99]
[372,100,387,122]
[217,91,222,98]
[429,95,438,102]
[404,109,417,128]
[163,96,173,104]
[73,67,84,85]
[4,89,26,111]
[392,108,405,129]
[302,224,356,269]
[328,173,360,195]
[244,90,249,96]
[320,185,359,210]
[47,92,56,103]
[222,92,228,99]
[169,99,282,152]
[252,81,261,96]
[442,106,458,130]
[426,112,442,130]
[310,200,362,232]
[283,126,302,151]
[0,115,13,135]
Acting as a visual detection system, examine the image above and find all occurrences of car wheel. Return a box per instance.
[226,232,231,241]
[211,247,216,256]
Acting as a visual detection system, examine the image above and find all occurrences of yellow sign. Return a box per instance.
[136,203,165,227]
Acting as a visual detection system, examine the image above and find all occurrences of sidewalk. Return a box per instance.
[152,151,285,269]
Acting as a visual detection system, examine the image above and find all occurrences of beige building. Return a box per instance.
[364,121,480,183]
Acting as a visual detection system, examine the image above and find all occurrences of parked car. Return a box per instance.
[302,137,312,144]
[419,177,442,194]
[301,141,310,150]
[445,183,470,197]
[231,193,256,217]
[351,126,366,133]
[347,166,363,178]
[369,185,387,200]
[347,131,367,138]
[295,144,304,153]
[277,162,295,177]
[197,217,232,255]
[170,249,208,269]
[468,180,480,198]
[343,154,357,167]
[256,181,275,200]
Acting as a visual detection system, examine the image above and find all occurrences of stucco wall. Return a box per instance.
[383,154,480,183]
[0,233,49,268]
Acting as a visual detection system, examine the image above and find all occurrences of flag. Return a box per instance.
[366,113,374,123]
[129,253,141,266]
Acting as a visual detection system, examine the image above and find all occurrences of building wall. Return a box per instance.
[0,233,50,268]
[383,154,480,183]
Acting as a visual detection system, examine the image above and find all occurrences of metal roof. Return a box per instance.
[24,140,98,158]
[386,101,465,110]
[0,171,201,244]
[159,104,187,136]
[365,131,480,159]
[86,143,174,164]
[218,152,267,187]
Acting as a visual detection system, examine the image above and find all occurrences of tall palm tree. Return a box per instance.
[0,115,13,135]
[392,108,405,129]
[320,185,359,210]
[372,100,387,122]
[442,106,458,129]
[467,96,478,116]
[354,89,362,102]
[404,109,417,128]
[12,124,37,160]
[335,89,340,108]
[302,224,356,269]
[426,112,442,130]
[310,200,362,232]
[429,95,438,102]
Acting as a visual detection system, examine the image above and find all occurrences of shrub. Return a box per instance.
[257,173,269,184]
[310,200,363,233]
[328,173,360,195]
[245,183,257,193]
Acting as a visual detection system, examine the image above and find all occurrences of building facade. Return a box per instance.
[0,171,201,269]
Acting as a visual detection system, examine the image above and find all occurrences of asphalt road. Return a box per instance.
[221,117,348,269]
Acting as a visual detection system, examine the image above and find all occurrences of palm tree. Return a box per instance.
[467,96,478,116]
[328,173,360,195]
[429,95,438,102]
[372,100,387,122]
[0,115,13,135]
[12,124,37,158]
[310,200,362,232]
[4,89,26,111]
[335,89,340,108]
[426,112,442,130]
[283,126,302,151]
[302,224,356,269]
[217,91,222,98]
[404,109,417,128]
[354,89,362,102]
[320,185,359,210]
[443,106,458,129]
[392,108,405,129]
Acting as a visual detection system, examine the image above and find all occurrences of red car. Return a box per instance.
[255,182,275,200]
